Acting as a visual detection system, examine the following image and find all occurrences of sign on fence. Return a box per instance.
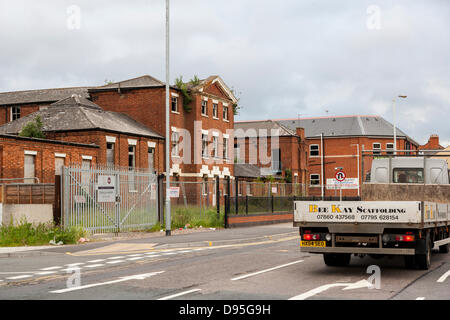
[97,175,116,202]
[326,178,359,190]
[169,186,180,198]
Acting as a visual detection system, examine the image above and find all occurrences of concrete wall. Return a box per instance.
[361,183,450,203]
[1,204,53,226]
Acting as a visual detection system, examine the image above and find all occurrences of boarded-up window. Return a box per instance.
[55,157,65,176]
[24,155,35,183]
[107,143,115,166]
[148,147,155,172]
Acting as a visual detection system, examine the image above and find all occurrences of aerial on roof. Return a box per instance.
[0,87,90,106]
[234,120,297,138]
[0,96,163,139]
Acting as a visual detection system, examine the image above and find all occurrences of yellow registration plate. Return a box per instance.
[300,241,326,247]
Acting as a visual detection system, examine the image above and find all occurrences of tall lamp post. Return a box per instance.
[392,95,407,155]
[165,0,171,236]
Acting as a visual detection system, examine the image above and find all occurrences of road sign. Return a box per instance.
[335,171,346,182]
[97,175,116,202]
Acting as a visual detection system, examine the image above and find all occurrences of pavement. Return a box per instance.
[0,224,295,257]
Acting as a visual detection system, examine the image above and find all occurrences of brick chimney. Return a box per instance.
[296,127,305,140]
[420,134,444,150]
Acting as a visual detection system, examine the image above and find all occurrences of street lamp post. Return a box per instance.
[165,0,171,236]
[392,95,407,155]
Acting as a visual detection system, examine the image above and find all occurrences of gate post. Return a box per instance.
[216,176,220,219]
[224,194,229,228]
[158,174,164,224]
[235,177,239,214]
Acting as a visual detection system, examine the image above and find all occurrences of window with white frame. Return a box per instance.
[171,131,180,157]
[171,96,178,112]
[223,105,229,121]
[24,153,36,183]
[202,133,208,158]
[106,142,115,166]
[201,100,208,116]
[223,137,229,159]
[310,173,320,186]
[11,106,21,121]
[212,136,219,158]
[212,103,218,118]
[386,143,394,155]
[310,144,319,156]
[128,145,136,168]
[373,143,381,155]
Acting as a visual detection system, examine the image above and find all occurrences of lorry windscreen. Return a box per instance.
[393,168,424,183]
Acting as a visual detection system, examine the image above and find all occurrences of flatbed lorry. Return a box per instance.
[294,200,450,269]
[294,157,450,270]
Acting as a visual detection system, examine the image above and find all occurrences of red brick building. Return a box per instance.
[0,96,164,183]
[234,120,308,185]
[89,75,237,184]
[419,134,444,151]
[276,115,420,197]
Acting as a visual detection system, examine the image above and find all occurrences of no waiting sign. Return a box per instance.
[335,171,346,181]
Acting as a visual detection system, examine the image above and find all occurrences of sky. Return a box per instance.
[0,0,449,146]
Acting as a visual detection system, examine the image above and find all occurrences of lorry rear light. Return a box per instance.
[395,235,415,242]
[312,234,321,240]
[303,234,312,240]
[325,234,332,241]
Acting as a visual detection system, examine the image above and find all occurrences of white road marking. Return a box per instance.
[6,275,33,280]
[127,254,144,257]
[40,266,62,271]
[87,259,105,263]
[289,279,372,300]
[107,256,125,260]
[158,289,202,300]
[50,271,164,294]
[65,263,84,267]
[106,260,125,264]
[35,271,57,275]
[231,260,304,281]
[437,270,450,283]
[177,250,191,253]
[84,264,105,268]
[289,283,349,300]
[416,297,426,300]
[127,257,144,261]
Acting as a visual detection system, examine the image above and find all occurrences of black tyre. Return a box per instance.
[439,244,449,254]
[416,234,432,270]
[323,253,351,266]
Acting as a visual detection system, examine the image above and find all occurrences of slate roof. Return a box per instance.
[271,115,418,145]
[88,75,166,92]
[0,87,90,106]
[0,96,163,139]
[234,120,298,138]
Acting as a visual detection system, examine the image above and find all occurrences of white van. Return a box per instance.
[369,157,449,184]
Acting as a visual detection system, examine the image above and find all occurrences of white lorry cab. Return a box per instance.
[369,157,449,184]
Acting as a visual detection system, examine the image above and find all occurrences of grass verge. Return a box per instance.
[0,220,86,247]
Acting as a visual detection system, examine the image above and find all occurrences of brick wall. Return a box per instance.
[0,135,98,183]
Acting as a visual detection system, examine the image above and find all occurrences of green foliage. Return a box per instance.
[19,115,45,139]
[284,168,292,183]
[175,76,193,112]
[230,87,242,115]
[0,220,86,247]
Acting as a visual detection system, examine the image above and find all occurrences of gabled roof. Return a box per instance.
[0,96,163,139]
[0,87,90,106]
[88,75,166,92]
[186,75,238,103]
[234,120,298,138]
[274,115,419,146]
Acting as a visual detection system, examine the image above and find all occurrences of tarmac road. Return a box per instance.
[0,223,449,301]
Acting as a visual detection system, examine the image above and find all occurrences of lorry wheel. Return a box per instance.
[323,253,351,266]
[416,234,432,270]
[439,244,449,254]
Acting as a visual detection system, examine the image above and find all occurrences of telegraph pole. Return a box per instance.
[165,0,171,236]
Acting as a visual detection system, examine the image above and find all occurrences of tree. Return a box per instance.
[19,115,46,139]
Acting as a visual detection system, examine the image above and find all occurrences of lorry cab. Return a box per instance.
[369,158,449,185]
